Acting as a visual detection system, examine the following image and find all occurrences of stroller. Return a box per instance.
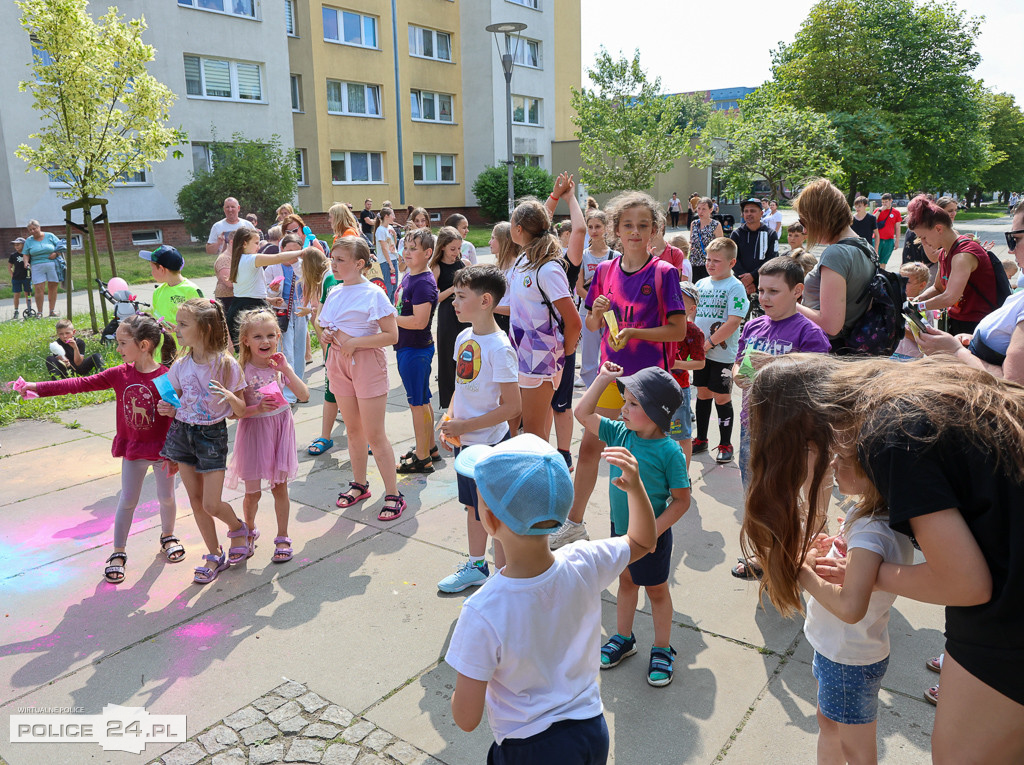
[96,278,150,343]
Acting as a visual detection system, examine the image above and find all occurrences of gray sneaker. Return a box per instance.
[549,521,589,550]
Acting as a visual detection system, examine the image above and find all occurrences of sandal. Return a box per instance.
[226,521,251,565]
[600,633,636,669]
[272,536,293,563]
[104,552,127,584]
[307,437,333,456]
[337,481,371,508]
[924,684,939,705]
[429,446,442,462]
[731,557,763,580]
[378,493,406,522]
[194,548,229,585]
[396,455,434,474]
[648,646,677,687]
[159,534,185,563]
[926,655,943,673]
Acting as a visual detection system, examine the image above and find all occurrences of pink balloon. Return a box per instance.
[106,277,129,293]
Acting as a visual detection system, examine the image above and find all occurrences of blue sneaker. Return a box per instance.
[438,560,490,593]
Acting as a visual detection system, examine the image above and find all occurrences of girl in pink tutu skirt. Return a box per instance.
[226,308,309,563]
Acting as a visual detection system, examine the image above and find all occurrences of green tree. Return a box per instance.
[571,49,703,194]
[472,164,555,222]
[828,110,910,201]
[978,93,1024,202]
[176,134,298,239]
[15,0,185,201]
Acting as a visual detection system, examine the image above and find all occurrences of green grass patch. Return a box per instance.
[465,225,494,250]
[954,207,1009,221]
[0,314,122,427]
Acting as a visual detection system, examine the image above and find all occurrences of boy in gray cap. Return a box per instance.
[446,433,656,763]
[576,361,691,687]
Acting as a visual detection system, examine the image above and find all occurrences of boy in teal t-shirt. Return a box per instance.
[139,245,203,327]
[575,361,691,687]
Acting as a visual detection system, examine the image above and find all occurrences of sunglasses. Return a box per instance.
[1005,229,1024,251]
[285,227,301,234]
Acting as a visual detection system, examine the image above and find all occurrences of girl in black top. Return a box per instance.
[431,226,467,409]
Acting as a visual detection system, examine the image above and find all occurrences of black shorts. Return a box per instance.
[692,358,733,395]
[160,419,229,473]
[551,351,577,413]
[454,430,511,517]
[611,521,673,586]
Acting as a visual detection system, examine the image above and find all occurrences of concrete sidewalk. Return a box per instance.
[0,348,942,764]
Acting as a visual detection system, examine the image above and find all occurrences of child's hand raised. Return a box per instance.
[268,352,286,369]
[597,361,623,379]
[552,171,571,198]
[604,447,641,491]
[591,295,610,317]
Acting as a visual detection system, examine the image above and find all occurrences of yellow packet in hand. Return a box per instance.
[604,310,626,350]
[438,412,461,449]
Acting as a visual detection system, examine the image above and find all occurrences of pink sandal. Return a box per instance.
[194,548,229,584]
[924,684,939,705]
[337,481,371,508]
[226,522,251,565]
[378,493,406,522]
[272,536,293,563]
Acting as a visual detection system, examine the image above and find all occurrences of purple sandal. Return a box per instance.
[194,548,229,584]
[337,481,371,508]
[272,536,293,563]
[378,493,406,522]
[226,521,251,565]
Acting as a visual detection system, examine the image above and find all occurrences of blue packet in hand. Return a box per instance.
[153,374,181,408]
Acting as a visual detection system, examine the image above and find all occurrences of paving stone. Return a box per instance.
[211,748,247,765]
[274,680,308,699]
[252,694,288,713]
[341,720,375,744]
[284,737,326,762]
[362,728,392,752]
[198,724,240,754]
[322,744,359,765]
[303,722,342,739]
[296,691,328,712]
[223,706,265,731]
[249,740,285,765]
[240,720,280,746]
[268,699,303,724]
[354,754,389,765]
[278,714,309,734]
[383,741,427,765]
[319,705,355,727]
[161,741,205,765]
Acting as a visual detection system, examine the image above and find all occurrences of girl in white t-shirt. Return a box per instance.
[225,228,301,346]
[797,448,914,764]
[374,207,398,302]
[319,236,405,521]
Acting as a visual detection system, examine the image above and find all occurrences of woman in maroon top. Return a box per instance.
[909,195,999,335]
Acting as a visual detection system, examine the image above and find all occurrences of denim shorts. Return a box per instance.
[812,651,889,725]
[611,521,673,587]
[160,419,229,473]
[668,385,693,441]
[396,345,434,406]
[11,277,31,294]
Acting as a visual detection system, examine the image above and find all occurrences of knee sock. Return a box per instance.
[716,401,734,446]
[695,397,713,441]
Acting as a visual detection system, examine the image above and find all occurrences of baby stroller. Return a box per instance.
[96,278,149,343]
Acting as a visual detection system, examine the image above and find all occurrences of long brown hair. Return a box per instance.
[742,353,1024,616]
[229,228,261,283]
[120,313,177,367]
[300,246,329,307]
[174,298,234,378]
[431,226,463,270]
[510,198,561,272]
[491,222,517,271]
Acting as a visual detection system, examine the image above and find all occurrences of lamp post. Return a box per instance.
[486,22,527,218]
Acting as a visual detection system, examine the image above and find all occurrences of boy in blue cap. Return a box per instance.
[446,433,657,763]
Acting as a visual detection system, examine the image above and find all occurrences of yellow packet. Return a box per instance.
[604,310,626,350]
[438,412,461,448]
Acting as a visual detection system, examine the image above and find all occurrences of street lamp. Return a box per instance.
[486,21,527,218]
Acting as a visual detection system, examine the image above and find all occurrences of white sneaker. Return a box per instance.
[573,376,586,388]
[549,521,589,550]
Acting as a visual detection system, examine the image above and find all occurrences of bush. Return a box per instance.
[472,164,555,222]
[176,133,297,239]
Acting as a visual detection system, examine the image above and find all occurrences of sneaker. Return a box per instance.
[715,444,734,464]
[573,376,586,388]
[548,521,589,550]
[437,560,490,593]
[692,438,709,454]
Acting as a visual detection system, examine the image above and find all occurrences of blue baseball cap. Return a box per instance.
[139,245,184,271]
[453,434,573,536]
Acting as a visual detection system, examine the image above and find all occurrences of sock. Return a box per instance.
[564,519,580,528]
[716,401,734,445]
[695,397,713,441]
[469,555,485,565]
[558,449,572,469]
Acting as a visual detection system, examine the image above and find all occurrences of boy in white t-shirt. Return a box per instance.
[437,265,522,593]
[446,433,657,763]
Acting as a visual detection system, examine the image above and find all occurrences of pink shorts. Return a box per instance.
[518,368,563,390]
[326,346,390,399]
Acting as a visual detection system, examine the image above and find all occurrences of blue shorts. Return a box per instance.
[31,260,60,285]
[611,521,673,587]
[454,430,510,517]
[812,651,889,725]
[668,385,693,441]
[487,714,609,765]
[11,277,31,294]
[396,345,434,407]
[160,419,229,473]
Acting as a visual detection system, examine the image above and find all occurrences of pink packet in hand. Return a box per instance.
[5,377,39,400]
[256,380,288,408]
[267,275,284,290]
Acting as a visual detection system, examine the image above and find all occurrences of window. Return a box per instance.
[512,95,541,126]
[413,153,455,183]
[326,80,381,117]
[116,169,149,184]
[506,0,539,7]
[294,149,308,186]
[178,0,257,20]
[184,55,264,102]
[331,150,383,183]
[410,90,453,123]
[323,7,378,48]
[285,0,296,35]
[131,230,163,246]
[192,143,213,173]
[513,38,541,68]
[68,234,83,251]
[514,154,542,168]
[409,25,451,61]
[29,35,54,67]
[290,75,302,111]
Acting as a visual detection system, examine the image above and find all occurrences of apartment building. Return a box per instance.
[0,0,294,247]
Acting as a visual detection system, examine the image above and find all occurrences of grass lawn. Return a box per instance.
[954,206,1009,221]
[0,313,123,427]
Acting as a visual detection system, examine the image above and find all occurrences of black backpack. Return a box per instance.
[831,239,907,357]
